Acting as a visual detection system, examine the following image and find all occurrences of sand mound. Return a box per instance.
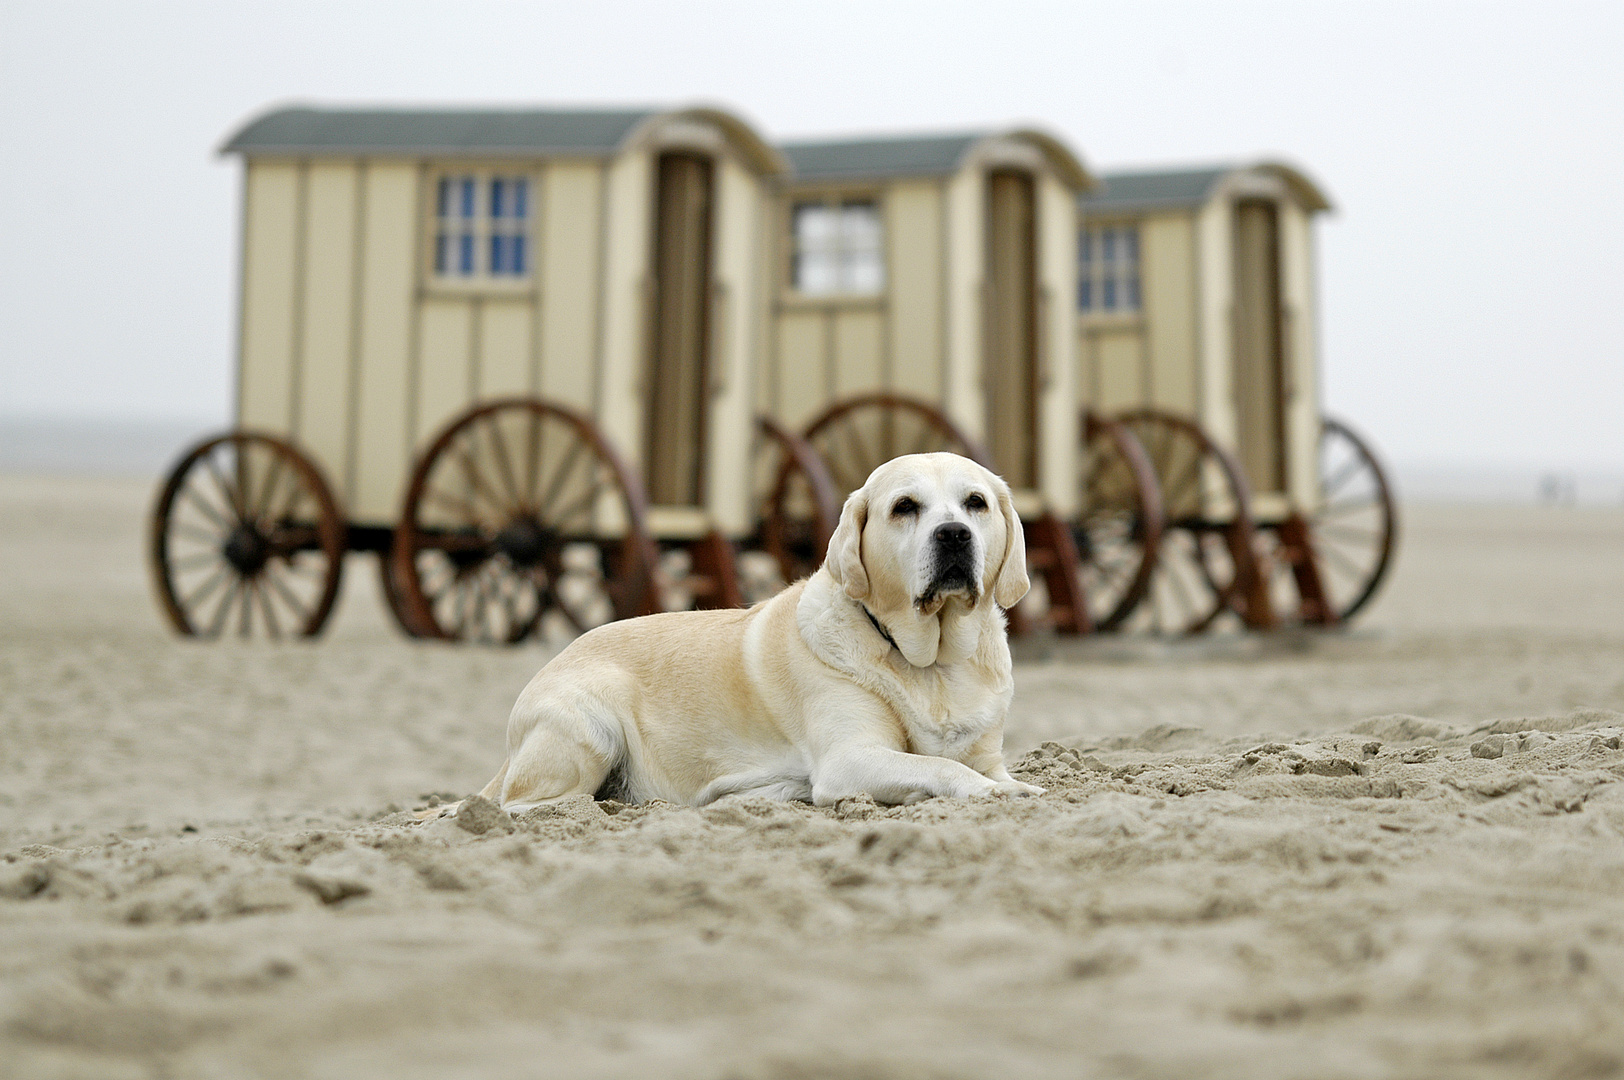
[5,707,1623,1079]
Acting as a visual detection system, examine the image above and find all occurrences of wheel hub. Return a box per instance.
[495,517,550,568]
[222,523,270,575]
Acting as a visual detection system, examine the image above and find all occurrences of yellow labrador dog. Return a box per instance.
[463,452,1042,811]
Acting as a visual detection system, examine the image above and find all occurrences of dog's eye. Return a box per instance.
[891,497,919,517]
[964,493,988,511]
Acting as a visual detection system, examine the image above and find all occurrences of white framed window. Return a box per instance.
[1079,224,1140,313]
[790,199,884,297]
[432,172,532,282]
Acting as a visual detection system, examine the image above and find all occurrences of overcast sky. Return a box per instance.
[1,0,1619,470]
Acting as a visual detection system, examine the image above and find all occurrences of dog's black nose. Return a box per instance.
[933,522,972,549]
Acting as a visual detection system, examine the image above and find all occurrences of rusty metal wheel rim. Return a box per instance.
[801,393,994,499]
[392,398,658,645]
[1262,416,1398,624]
[1074,413,1164,631]
[1115,409,1260,635]
[148,431,346,639]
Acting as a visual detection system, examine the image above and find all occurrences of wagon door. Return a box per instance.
[985,170,1039,490]
[1232,199,1287,496]
[645,152,714,507]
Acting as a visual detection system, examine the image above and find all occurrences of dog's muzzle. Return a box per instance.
[920,521,977,605]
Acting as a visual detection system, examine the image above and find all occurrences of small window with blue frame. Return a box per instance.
[1078,224,1141,314]
[433,173,531,282]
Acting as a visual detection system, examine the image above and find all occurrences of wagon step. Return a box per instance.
[1016,512,1093,637]
[679,531,745,611]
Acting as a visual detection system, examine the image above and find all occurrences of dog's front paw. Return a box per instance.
[986,779,1044,798]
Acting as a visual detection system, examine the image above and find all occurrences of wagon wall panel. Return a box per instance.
[1194,197,1236,450]
[350,163,418,524]
[539,161,603,413]
[885,181,943,404]
[943,167,984,439]
[238,162,300,436]
[1076,321,1093,412]
[832,309,885,401]
[1092,328,1147,413]
[773,310,828,429]
[478,300,534,399]
[597,150,653,472]
[295,163,360,504]
[1278,201,1320,508]
[1141,213,1199,417]
[705,157,763,535]
[415,299,474,446]
[1037,173,1079,512]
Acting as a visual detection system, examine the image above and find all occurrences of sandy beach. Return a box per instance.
[3,471,1622,1079]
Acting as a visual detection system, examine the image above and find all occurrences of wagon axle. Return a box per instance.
[493,517,551,569]
[220,522,271,576]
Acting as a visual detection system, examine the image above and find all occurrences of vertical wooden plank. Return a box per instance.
[238,162,300,435]
[704,156,762,536]
[595,149,653,474]
[774,311,828,428]
[1035,171,1079,513]
[1094,329,1145,412]
[539,161,602,412]
[295,162,358,500]
[1141,213,1199,417]
[1194,194,1234,450]
[886,181,942,403]
[416,299,473,445]
[942,165,984,439]
[479,300,534,398]
[1076,322,1094,413]
[343,164,367,504]
[1278,199,1321,509]
[350,163,418,524]
[832,309,885,398]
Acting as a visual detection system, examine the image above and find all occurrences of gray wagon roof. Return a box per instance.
[780,129,1095,190]
[1084,163,1331,213]
[779,134,985,180]
[223,106,659,157]
[1083,168,1229,210]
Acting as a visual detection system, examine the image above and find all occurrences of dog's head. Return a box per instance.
[824,452,1027,666]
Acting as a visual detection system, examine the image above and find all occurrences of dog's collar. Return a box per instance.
[859,603,900,654]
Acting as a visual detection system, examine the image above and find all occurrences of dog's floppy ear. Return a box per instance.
[824,487,871,599]
[992,477,1030,609]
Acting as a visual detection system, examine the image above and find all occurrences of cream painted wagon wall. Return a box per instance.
[1278,198,1321,511]
[941,164,983,445]
[762,179,946,430]
[705,156,768,535]
[1035,170,1079,515]
[237,157,611,525]
[1075,212,1199,419]
[1193,194,1236,454]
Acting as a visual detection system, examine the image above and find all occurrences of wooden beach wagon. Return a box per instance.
[1077,162,1398,631]
[761,129,1165,633]
[149,105,839,642]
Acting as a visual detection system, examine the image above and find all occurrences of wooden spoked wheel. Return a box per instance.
[392,399,658,645]
[1115,410,1263,634]
[802,393,994,498]
[149,431,346,639]
[1259,416,1399,626]
[752,416,841,593]
[1072,413,1164,631]
[376,549,436,638]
